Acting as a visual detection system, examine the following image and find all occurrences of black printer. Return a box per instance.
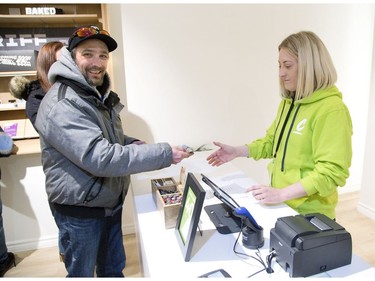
[270,213,352,277]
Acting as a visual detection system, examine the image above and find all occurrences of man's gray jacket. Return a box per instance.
[35,47,173,217]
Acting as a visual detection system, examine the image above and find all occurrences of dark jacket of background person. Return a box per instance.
[9,41,64,130]
[9,79,45,128]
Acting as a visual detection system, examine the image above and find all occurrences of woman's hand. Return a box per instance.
[207,141,248,167]
[247,185,284,204]
[247,182,307,204]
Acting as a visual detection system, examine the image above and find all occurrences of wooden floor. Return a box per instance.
[4,191,375,277]
[335,191,375,268]
[5,234,142,278]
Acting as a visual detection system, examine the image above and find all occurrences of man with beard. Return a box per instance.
[35,26,191,277]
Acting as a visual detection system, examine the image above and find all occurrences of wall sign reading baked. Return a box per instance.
[25,7,63,15]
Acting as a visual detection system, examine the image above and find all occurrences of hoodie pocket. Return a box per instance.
[83,177,104,204]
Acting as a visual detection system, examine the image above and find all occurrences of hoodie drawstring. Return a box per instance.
[281,104,301,171]
[274,100,294,158]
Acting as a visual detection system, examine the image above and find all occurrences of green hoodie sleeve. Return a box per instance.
[246,100,287,160]
[247,122,275,160]
[300,105,352,196]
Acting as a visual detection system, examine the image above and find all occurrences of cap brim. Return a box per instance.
[69,34,118,52]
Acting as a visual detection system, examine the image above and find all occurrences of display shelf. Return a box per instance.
[0,3,103,154]
[0,103,26,111]
[0,71,36,77]
[0,14,100,26]
[13,138,40,155]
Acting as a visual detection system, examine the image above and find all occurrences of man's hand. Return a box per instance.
[172,146,192,164]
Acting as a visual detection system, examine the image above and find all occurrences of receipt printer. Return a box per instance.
[270,213,352,277]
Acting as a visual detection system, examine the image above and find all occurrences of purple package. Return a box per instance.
[3,123,18,137]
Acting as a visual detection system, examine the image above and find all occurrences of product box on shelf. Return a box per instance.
[151,177,183,229]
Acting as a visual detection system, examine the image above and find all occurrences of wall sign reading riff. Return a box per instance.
[0,28,71,72]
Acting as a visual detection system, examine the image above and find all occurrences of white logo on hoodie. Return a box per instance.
[293,118,306,135]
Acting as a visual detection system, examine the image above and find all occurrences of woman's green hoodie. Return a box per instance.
[247,86,352,219]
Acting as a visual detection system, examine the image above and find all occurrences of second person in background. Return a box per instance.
[9,41,64,128]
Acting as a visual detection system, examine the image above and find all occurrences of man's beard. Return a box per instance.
[85,73,105,87]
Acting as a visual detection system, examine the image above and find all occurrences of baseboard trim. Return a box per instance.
[357,202,375,221]
[339,183,375,221]
[7,224,136,253]
[7,235,58,253]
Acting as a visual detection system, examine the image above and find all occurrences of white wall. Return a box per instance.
[119,3,374,190]
[0,155,55,252]
[359,18,375,221]
[1,153,134,253]
[1,3,374,253]
[105,3,137,236]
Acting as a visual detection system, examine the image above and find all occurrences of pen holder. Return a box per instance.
[151,177,183,229]
[242,225,264,249]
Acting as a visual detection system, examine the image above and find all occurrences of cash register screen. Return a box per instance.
[175,173,206,261]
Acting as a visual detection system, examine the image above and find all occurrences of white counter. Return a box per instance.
[130,151,374,278]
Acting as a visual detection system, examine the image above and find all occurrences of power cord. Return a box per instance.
[265,250,276,273]
[232,221,275,278]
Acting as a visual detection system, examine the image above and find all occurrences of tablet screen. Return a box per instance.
[201,174,240,211]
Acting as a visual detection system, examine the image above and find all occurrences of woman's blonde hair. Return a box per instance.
[278,31,337,100]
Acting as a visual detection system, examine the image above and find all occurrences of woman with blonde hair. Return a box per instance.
[207,31,352,220]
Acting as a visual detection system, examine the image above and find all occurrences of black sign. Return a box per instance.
[0,27,72,51]
[0,49,37,72]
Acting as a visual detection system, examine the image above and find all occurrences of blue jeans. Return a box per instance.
[53,207,126,277]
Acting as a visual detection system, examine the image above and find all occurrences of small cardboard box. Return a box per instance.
[8,8,21,15]
[151,177,183,229]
